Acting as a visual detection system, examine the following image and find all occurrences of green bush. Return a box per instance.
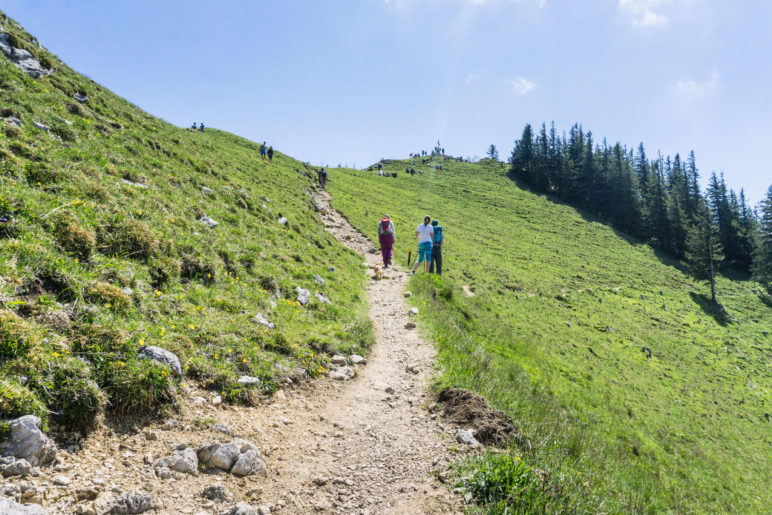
[149,256,180,289]
[37,358,105,430]
[52,215,95,260]
[25,163,63,184]
[104,358,176,414]
[85,281,131,311]
[0,309,36,358]
[180,253,215,284]
[0,379,47,426]
[3,124,22,138]
[97,217,158,261]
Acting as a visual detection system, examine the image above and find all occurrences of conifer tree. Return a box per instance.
[686,201,724,305]
[487,144,499,160]
[753,185,772,291]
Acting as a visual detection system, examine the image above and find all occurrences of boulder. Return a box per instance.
[199,215,219,228]
[330,355,347,366]
[201,186,214,195]
[0,34,51,79]
[228,503,258,515]
[330,367,355,381]
[254,313,275,329]
[408,307,419,316]
[74,92,88,103]
[403,291,412,298]
[313,274,325,284]
[350,354,367,365]
[0,498,46,514]
[0,34,11,56]
[5,116,22,127]
[230,449,267,477]
[137,346,182,375]
[277,216,288,226]
[327,267,335,273]
[119,178,146,189]
[209,442,241,471]
[237,376,261,386]
[202,485,232,502]
[295,287,310,305]
[455,429,480,447]
[32,122,49,132]
[94,491,157,514]
[0,457,32,477]
[170,447,198,474]
[196,441,222,465]
[0,416,57,467]
[315,291,331,305]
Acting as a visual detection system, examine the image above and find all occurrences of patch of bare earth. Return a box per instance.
[4,190,465,514]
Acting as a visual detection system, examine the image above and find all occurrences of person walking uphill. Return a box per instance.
[267,146,274,163]
[429,220,444,275]
[260,142,267,160]
[412,215,434,274]
[378,215,396,268]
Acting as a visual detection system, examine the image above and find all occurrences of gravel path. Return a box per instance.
[7,190,461,514]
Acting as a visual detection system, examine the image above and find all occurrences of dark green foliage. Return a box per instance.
[180,254,215,284]
[52,214,95,260]
[97,217,158,261]
[36,358,104,430]
[0,379,48,425]
[685,202,724,304]
[753,185,772,291]
[0,310,35,358]
[149,256,180,289]
[104,358,176,413]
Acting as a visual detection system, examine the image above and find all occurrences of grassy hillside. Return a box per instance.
[0,11,371,432]
[329,158,772,512]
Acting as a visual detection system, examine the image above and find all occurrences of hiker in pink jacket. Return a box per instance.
[378,215,396,268]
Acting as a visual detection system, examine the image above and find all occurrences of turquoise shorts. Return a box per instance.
[418,242,432,262]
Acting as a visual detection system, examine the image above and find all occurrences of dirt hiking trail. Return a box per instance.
[10,191,462,514]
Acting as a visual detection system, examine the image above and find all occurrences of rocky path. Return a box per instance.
[1,191,461,514]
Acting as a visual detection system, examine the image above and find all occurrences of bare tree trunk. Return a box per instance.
[709,238,717,305]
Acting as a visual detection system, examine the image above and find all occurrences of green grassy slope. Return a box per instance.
[0,12,371,431]
[329,158,771,512]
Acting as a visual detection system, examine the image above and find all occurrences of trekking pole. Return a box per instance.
[407,248,413,267]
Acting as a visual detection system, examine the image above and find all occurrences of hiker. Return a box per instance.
[260,142,267,160]
[378,215,396,268]
[318,167,328,187]
[412,215,434,274]
[429,220,444,275]
[199,123,205,132]
[191,122,197,130]
[267,146,274,163]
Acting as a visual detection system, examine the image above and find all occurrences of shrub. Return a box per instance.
[97,217,158,261]
[4,124,22,138]
[85,281,131,311]
[52,215,95,260]
[32,267,77,302]
[36,358,104,430]
[104,358,176,414]
[0,309,36,358]
[149,256,180,289]
[51,123,76,142]
[70,324,132,377]
[66,102,84,116]
[180,254,215,284]
[25,163,63,184]
[0,379,47,425]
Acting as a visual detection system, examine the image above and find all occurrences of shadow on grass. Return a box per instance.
[688,292,730,326]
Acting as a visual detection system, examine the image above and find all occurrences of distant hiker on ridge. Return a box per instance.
[191,122,197,130]
[378,215,396,268]
[412,215,434,274]
[260,142,267,160]
[429,219,444,275]
[318,167,328,187]
[267,146,274,163]
[199,122,205,132]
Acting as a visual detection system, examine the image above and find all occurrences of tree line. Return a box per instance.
[508,123,772,298]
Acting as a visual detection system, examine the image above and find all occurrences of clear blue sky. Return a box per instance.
[3,0,770,204]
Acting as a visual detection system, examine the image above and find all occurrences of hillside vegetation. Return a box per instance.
[0,11,371,432]
[329,159,771,512]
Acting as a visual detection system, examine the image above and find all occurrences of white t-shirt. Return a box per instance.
[416,223,434,244]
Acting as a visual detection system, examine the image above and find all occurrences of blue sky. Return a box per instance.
[3,0,770,204]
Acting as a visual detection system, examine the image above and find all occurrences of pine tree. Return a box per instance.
[686,201,724,305]
[509,124,534,184]
[486,144,499,160]
[753,185,772,291]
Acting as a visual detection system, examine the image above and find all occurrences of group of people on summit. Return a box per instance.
[377,214,444,275]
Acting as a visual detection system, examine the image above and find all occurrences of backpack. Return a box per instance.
[380,218,392,234]
[433,225,443,245]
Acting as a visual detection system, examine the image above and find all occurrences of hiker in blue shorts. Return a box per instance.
[412,215,434,274]
[429,219,444,275]
[260,142,267,160]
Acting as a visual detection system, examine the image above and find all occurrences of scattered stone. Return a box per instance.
[261,196,270,203]
[0,498,46,514]
[75,486,101,501]
[405,363,419,374]
[212,396,223,406]
[350,354,366,365]
[404,322,417,329]
[257,506,271,515]
[330,367,355,381]
[32,121,49,132]
[155,467,171,479]
[312,474,329,486]
[199,215,219,228]
[201,186,214,195]
[254,313,275,329]
[295,287,310,305]
[313,274,325,284]
[228,502,259,515]
[53,473,71,485]
[119,178,147,189]
[330,355,347,366]
[277,217,288,226]
[0,416,57,467]
[455,429,481,447]
[170,448,198,474]
[385,386,395,394]
[161,419,178,430]
[137,345,182,375]
[74,92,88,103]
[94,491,158,514]
[202,485,232,502]
[230,449,267,477]
[315,291,331,304]
[403,291,412,298]
[210,443,241,471]
[0,457,31,477]
[565,322,571,327]
[237,376,261,387]
[313,203,326,213]
[143,431,158,441]
[5,116,22,127]
[408,307,419,316]
[326,267,336,274]
[213,423,232,435]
